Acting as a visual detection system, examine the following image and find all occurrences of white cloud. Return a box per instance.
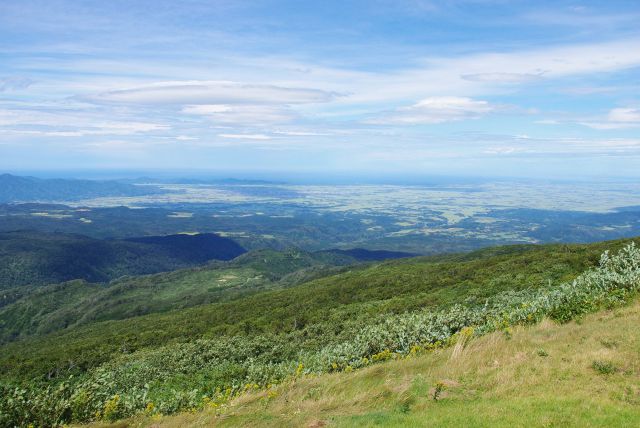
[461,72,543,84]
[218,133,272,140]
[367,96,495,125]
[582,122,640,130]
[0,108,169,136]
[182,104,294,124]
[273,130,331,136]
[608,108,640,123]
[560,86,626,95]
[78,139,168,154]
[93,122,169,134]
[21,38,640,111]
[4,32,640,161]
[182,105,231,114]
[175,135,198,141]
[483,146,528,155]
[364,135,640,162]
[89,81,336,105]
[343,38,640,104]
[580,107,640,130]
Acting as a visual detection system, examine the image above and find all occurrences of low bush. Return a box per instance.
[592,360,617,375]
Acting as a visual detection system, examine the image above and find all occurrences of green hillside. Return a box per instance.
[0,248,355,343]
[1,237,638,427]
[0,240,616,380]
[0,230,246,288]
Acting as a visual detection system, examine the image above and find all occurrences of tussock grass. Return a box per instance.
[121,300,640,427]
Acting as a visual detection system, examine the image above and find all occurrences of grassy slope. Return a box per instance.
[140,299,640,428]
[1,239,633,380]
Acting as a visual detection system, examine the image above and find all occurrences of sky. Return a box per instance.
[0,0,639,180]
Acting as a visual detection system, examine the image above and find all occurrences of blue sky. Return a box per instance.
[1,0,639,179]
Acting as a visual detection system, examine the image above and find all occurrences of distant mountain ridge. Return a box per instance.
[124,176,285,185]
[0,173,165,203]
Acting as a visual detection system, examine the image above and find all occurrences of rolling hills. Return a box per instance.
[0,247,357,343]
[0,245,416,343]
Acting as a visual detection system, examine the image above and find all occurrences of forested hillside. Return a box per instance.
[0,231,246,288]
[0,248,359,342]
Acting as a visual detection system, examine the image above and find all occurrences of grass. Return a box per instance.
[117,299,640,427]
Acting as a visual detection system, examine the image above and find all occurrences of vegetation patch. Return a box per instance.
[592,360,618,375]
[0,242,638,426]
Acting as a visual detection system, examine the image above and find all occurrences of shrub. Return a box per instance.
[432,381,446,401]
[536,348,549,357]
[592,360,617,375]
